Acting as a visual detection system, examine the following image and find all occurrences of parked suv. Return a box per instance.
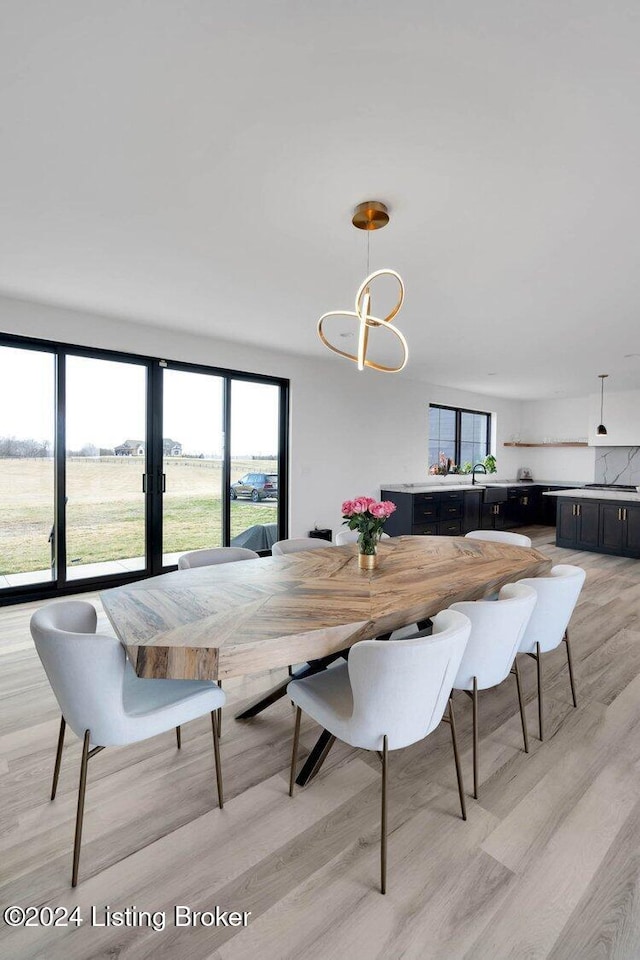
[230,473,278,502]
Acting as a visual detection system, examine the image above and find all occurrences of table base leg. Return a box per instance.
[234,654,345,721]
[295,729,336,786]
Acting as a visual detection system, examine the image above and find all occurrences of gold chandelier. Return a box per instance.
[317,201,408,373]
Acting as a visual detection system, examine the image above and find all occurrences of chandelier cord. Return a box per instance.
[367,230,370,276]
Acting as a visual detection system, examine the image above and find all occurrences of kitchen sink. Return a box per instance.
[483,486,508,503]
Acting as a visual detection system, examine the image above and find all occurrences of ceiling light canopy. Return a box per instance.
[317,201,408,373]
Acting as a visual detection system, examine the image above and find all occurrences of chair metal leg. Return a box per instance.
[71,730,91,888]
[217,680,223,737]
[564,629,578,708]
[447,697,466,820]
[51,716,66,800]
[536,642,543,741]
[381,734,388,895]
[472,677,479,800]
[289,707,302,797]
[513,658,529,753]
[210,712,224,809]
[175,726,181,749]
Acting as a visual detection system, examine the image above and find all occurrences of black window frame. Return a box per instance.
[0,331,289,606]
[428,403,491,469]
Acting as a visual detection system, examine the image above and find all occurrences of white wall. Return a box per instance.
[518,396,595,481]
[0,294,529,537]
[518,389,640,479]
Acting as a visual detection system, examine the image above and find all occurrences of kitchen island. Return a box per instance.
[544,487,640,557]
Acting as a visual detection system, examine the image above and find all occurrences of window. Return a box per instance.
[428,404,490,471]
[0,333,289,603]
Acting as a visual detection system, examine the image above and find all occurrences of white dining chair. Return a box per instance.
[31,600,225,887]
[465,530,532,548]
[450,583,537,799]
[272,537,331,555]
[177,546,259,568]
[335,530,391,546]
[516,564,585,740]
[288,609,472,894]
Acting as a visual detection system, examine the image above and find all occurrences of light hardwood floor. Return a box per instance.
[2,528,640,959]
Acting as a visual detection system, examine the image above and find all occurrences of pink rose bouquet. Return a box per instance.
[341,496,396,555]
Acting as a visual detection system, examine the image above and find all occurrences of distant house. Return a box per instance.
[114,439,145,456]
[114,438,182,457]
[163,438,182,457]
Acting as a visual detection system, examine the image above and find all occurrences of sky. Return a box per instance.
[0,346,280,456]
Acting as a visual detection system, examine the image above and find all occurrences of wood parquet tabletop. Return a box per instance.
[100,536,551,681]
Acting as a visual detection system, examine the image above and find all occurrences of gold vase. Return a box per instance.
[358,549,378,571]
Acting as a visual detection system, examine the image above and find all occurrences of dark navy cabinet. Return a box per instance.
[382,488,472,538]
[600,503,640,556]
[556,498,640,557]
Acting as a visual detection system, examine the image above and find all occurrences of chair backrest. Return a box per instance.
[517,564,586,654]
[347,609,471,750]
[465,530,532,548]
[272,538,330,556]
[335,530,391,546]
[178,546,259,569]
[450,583,537,690]
[30,601,129,744]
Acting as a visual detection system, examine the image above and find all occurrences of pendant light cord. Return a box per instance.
[367,230,370,276]
[600,378,604,421]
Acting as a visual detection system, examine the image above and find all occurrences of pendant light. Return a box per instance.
[597,374,609,436]
[317,201,408,373]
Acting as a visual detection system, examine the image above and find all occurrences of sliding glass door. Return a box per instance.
[0,344,56,588]
[162,368,224,566]
[0,335,288,603]
[230,379,281,551]
[65,354,148,580]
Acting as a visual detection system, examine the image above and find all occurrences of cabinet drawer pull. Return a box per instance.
[618,508,622,521]
[624,508,628,521]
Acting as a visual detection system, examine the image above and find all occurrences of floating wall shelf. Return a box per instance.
[503,441,588,448]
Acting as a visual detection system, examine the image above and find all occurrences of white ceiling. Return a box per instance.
[1,1,640,399]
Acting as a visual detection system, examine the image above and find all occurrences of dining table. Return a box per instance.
[101,535,550,784]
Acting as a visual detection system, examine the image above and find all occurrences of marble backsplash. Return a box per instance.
[595,447,640,485]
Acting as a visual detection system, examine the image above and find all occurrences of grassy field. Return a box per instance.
[0,457,278,575]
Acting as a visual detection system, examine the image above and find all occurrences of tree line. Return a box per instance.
[0,437,114,458]
[0,436,52,458]
[0,438,279,459]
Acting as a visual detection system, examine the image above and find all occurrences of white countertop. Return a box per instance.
[544,488,640,502]
[381,480,586,494]
[381,483,478,493]
[483,481,586,489]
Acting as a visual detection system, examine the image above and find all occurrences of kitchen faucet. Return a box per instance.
[471,463,488,486]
